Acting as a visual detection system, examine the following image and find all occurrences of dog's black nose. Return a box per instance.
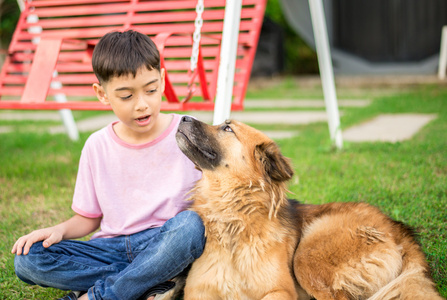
[181,116,193,122]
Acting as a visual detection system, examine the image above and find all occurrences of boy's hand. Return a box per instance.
[11,214,101,256]
[11,227,63,255]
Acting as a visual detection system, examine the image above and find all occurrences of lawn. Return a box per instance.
[0,79,446,299]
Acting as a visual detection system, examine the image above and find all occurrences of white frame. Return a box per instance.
[213,0,343,149]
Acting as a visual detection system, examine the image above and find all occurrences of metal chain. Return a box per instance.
[190,0,204,72]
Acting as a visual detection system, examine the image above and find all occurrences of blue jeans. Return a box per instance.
[14,210,205,300]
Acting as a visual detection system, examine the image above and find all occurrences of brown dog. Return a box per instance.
[174,116,443,300]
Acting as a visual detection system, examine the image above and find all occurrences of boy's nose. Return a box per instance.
[135,95,148,111]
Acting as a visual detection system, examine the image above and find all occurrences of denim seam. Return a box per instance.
[89,288,97,300]
[125,236,134,263]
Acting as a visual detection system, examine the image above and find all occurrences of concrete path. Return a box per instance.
[0,125,13,133]
[244,99,371,108]
[343,114,438,142]
[0,111,62,121]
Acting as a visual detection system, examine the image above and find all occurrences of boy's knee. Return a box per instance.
[15,252,38,285]
[14,242,48,285]
[183,211,206,258]
[178,210,205,238]
[165,211,205,257]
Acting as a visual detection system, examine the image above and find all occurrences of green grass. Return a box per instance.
[0,82,446,298]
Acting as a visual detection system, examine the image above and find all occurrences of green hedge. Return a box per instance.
[265,0,319,74]
[0,0,20,48]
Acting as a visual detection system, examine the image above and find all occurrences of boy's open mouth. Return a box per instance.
[136,115,150,121]
[135,115,151,125]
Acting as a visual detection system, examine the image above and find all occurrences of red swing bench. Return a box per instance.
[0,0,266,112]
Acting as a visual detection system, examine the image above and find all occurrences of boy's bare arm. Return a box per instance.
[11,214,101,255]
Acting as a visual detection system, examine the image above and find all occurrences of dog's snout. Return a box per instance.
[182,116,193,123]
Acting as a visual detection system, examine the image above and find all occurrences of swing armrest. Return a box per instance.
[153,32,181,104]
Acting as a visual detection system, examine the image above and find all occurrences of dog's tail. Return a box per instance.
[368,225,444,300]
[367,263,443,300]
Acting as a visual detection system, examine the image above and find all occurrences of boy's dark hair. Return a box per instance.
[92,30,160,84]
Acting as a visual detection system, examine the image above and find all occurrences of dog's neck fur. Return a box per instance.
[190,175,290,255]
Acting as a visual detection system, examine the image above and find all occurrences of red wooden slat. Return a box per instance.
[28,0,260,9]
[1,86,94,96]
[2,80,243,99]
[2,61,246,87]
[14,21,242,40]
[28,1,230,18]
[5,61,93,73]
[15,24,254,44]
[20,38,63,103]
[9,35,225,52]
[29,0,128,7]
[20,8,258,30]
[8,46,221,62]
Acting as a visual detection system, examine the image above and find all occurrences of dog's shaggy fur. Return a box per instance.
[173,116,443,300]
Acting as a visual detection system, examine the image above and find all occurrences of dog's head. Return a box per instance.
[176,116,294,184]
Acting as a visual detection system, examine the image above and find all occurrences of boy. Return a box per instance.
[11,30,205,300]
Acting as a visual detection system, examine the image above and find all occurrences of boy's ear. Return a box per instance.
[93,83,110,106]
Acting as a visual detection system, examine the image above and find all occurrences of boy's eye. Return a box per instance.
[146,88,157,94]
[120,94,132,100]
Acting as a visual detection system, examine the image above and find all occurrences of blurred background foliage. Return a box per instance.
[265,0,319,74]
[0,0,20,48]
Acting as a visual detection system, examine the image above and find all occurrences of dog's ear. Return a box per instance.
[255,142,294,182]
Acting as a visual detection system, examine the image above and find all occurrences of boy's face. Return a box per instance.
[93,67,165,141]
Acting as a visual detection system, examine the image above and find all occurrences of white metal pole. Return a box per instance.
[438,26,447,80]
[24,3,80,141]
[51,79,80,141]
[309,0,343,149]
[212,0,242,125]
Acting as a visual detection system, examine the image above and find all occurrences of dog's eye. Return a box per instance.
[223,125,233,133]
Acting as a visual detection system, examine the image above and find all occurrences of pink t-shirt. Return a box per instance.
[72,114,202,239]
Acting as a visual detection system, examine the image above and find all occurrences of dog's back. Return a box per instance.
[293,202,443,300]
